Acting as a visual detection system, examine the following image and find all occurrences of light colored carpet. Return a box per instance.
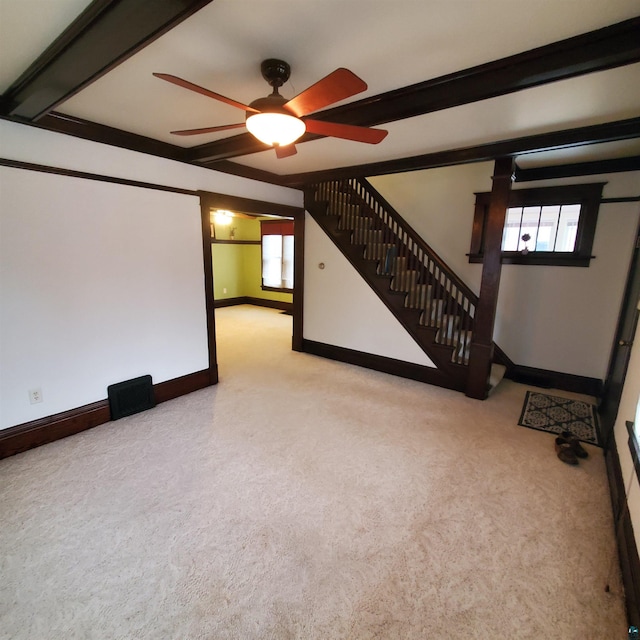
[0,305,626,639]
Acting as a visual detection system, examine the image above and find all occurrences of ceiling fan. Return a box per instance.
[153,59,388,158]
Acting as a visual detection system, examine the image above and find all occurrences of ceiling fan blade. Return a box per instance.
[170,123,246,136]
[274,144,297,159]
[304,119,388,144]
[284,68,367,117]
[153,73,259,113]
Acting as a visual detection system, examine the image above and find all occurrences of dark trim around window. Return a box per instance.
[468,183,605,266]
[262,285,293,293]
[260,219,295,293]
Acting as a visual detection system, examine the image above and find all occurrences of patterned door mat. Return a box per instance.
[518,391,601,447]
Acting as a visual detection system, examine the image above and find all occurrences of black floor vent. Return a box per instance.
[108,375,155,420]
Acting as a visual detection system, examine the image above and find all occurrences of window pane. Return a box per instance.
[556,204,581,252]
[262,235,283,287]
[536,205,560,251]
[282,235,294,289]
[519,206,541,252]
[502,207,522,251]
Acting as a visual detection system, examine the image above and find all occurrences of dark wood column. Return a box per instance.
[466,157,515,399]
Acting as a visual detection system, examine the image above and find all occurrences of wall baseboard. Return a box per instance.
[214,296,293,313]
[505,364,603,397]
[302,339,462,390]
[0,368,217,460]
[604,439,640,626]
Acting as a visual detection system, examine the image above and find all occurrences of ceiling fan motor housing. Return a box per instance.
[260,59,291,88]
[247,93,291,116]
[246,59,305,147]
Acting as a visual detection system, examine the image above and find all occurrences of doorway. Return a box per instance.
[198,191,305,383]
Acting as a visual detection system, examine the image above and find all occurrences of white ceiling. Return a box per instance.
[1,0,640,176]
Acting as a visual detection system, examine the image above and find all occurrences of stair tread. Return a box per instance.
[488,363,507,394]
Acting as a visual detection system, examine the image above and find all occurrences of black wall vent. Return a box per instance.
[108,375,155,420]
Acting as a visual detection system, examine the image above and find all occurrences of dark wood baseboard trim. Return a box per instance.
[302,339,461,390]
[214,296,293,313]
[153,368,217,404]
[0,368,216,460]
[0,400,110,460]
[214,296,247,308]
[247,297,293,312]
[604,439,640,626]
[505,364,602,397]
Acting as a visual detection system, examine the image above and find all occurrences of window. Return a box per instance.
[469,183,605,266]
[628,396,640,484]
[261,220,294,291]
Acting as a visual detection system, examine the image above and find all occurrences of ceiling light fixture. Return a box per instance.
[245,88,306,148]
[246,110,306,147]
[214,210,233,225]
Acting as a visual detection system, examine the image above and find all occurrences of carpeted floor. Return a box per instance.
[0,305,627,639]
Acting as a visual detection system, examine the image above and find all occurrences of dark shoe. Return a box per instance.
[560,430,588,458]
[555,437,579,465]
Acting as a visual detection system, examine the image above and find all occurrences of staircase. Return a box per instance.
[305,178,507,395]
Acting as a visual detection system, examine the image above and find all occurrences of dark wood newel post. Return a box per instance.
[466,157,515,399]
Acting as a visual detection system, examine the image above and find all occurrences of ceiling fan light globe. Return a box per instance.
[246,112,306,147]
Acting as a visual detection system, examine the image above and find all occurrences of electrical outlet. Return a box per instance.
[223,287,227,294]
[29,388,43,404]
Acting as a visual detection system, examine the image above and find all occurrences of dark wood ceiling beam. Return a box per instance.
[311,16,640,127]
[33,112,190,161]
[189,16,640,164]
[280,117,640,187]
[8,112,289,186]
[199,159,292,186]
[0,0,214,121]
[188,133,275,163]
[515,156,640,182]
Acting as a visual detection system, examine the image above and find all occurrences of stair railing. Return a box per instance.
[314,178,479,366]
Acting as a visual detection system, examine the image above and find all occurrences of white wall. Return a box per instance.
[0,167,206,428]
[371,166,640,380]
[304,215,434,367]
[0,121,303,430]
[0,120,303,208]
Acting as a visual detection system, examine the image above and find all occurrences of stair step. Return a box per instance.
[434,328,473,365]
[338,213,372,231]
[328,202,360,217]
[338,213,372,245]
[378,255,406,276]
[364,241,395,260]
[390,269,419,292]
[390,255,408,273]
[316,187,351,203]
[434,315,463,341]
[488,363,507,395]
[405,284,433,310]
[419,298,447,326]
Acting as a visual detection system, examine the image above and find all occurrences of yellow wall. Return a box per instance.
[211,216,293,304]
